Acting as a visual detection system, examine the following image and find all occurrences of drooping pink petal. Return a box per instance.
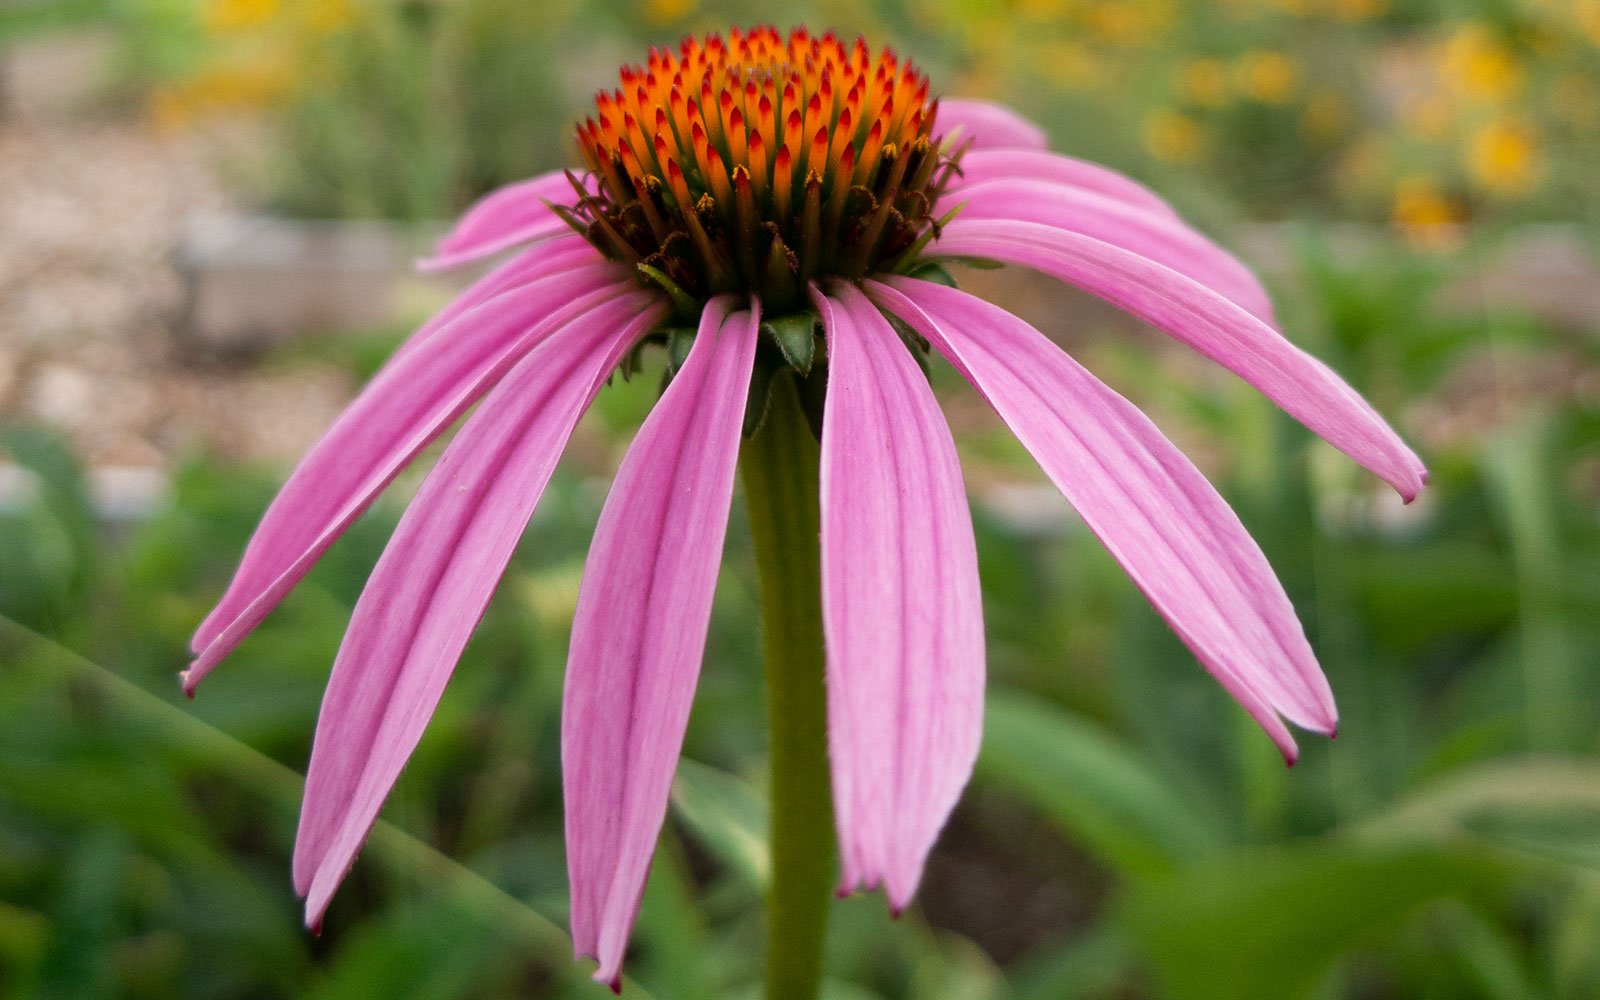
[185,263,643,690]
[945,179,1275,323]
[870,276,1340,760]
[418,171,592,272]
[294,296,670,926]
[811,281,985,909]
[936,98,1047,150]
[926,219,1427,501]
[562,296,759,988]
[385,234,597,369]
[946,149,1180,221]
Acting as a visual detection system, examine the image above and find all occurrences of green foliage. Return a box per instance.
[3,220,1600,999]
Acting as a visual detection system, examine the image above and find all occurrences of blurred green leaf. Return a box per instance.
[1117,844,1505,1000]
[977,691,1222,878]
[1358,758,1600,873]
[671,758,769,888]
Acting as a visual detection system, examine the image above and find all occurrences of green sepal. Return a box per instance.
[662,327,695,376]
[905,261,958,288]
[762,312,819,375]
[638,263,701,319]
[949,255,1005,270]
[743,356,778,438]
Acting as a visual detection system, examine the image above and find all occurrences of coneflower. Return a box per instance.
[185,25,1425,996]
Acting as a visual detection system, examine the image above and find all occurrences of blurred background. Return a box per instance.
[2,0,1599,997]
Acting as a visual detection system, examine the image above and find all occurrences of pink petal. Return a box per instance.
[185,263,642,690]
[927,219,1427,501]
[870,276,1340,760]
[946,149,1180,221]
[811,281,985,909]
[562,296,759,987]
[944,179,1275,323]
[936,98,1047,150]
[386,234,596,368]
[418,171,591,272]
[294,296,669,926]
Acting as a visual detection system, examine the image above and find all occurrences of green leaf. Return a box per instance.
[978,691,1221,877]
[1357,758,1600,872]
[1117,844,1506,1000]
[670,759,769,888]
[905,261,957,288]
[762,312,819,374]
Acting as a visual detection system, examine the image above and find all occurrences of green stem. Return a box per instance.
[741,370,834,1000]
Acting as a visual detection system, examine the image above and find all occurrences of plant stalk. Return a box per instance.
[740,370,834,1000]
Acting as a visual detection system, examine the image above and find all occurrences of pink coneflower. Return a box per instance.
[185,25,1425,993]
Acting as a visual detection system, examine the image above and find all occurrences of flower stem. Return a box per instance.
[740,370,833,1000]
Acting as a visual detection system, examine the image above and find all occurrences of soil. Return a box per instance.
[0,114,354,471]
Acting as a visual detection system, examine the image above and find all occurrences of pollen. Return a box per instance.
[564,25,963,314]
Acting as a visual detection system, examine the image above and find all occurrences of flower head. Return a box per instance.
[186,25,1425,989]
[567,26,954,312]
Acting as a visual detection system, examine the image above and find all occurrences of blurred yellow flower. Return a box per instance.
[1035,41,1103,92]
[1579,0,1600,47]
[148,88,192,134]
[303,0,357,34]
[1399,94,1454,140]
[1440,25,1523,103]
[643,0,697,26]
[1330,0,1386,23]
[203,0,280,35]
[1176,58,1230,108]
[1300,91,1351,142]
[1468,118,1542,196]
[1391,175,1464,249]
[1082,0,1174,46]
[1142,109,1210,163]
[1236,51,1299,104]
[1017,0,1072,21]
[1085,2,1145,45]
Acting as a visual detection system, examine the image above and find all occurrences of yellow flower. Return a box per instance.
[1142,109,1209,164]
[1468,118,1542,196]
[1082,0,1173,45]
[1017,0,1072,21]
[1391,175,1464,250]
[643,0,696,26]
[1175,58,1230,108]
[1331,0,1386,22]
[1236,51,1299,104]
[202,0,280,35]
[1580,0,1600,47]
[1300,90,1350,142]
[1440,25,1523,103]
[147,87,193,134]
[303,0,357,34]
[1035,41,1102,92]
[1399,93,1454,139]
